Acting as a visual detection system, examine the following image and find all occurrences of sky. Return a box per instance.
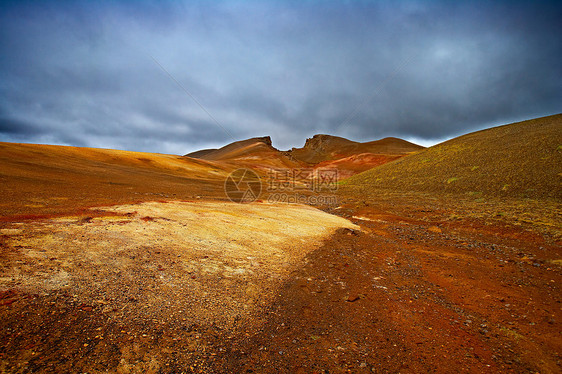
[0,0,561,155]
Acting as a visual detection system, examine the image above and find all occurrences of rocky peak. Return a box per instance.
[254,136,272,146]
[302,134,330,150]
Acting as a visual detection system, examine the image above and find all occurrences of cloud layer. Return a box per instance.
[1,0,561,154]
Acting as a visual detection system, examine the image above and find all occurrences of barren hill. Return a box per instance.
[343,113,562,200]
[185,136,304,170]
[185,136,276,161]
[288,134,423,164]
[187,134,423,177]
[0,142,230,217]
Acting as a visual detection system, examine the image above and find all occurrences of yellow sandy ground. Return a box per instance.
[1,201,358,330]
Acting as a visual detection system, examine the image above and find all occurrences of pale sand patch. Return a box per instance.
[1,201,358,329]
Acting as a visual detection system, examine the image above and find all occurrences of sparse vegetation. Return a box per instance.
[343,114,562,200]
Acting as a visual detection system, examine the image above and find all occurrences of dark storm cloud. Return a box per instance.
[0,116,40,135]
[0,0,560,154]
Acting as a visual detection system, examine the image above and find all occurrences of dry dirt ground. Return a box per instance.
[0,201,357,373]
[1,194,560,373]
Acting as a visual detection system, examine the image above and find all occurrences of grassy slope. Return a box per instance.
[342,114,562,201]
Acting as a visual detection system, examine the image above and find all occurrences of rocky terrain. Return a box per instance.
[0,114,560,373]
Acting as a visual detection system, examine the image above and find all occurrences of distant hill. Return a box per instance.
[185,136,303,170]
[187,134,423,176]
[185,149,217,159]
[288,135,423,164]
[185,136,276,161]
[0,143,231,217]
[342,113,562,200]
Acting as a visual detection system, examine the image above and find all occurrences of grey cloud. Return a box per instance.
[0,117,44,135]
[0,0,560,154]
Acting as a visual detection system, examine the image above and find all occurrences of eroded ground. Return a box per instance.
[0,197,561,373]
[0,201,357,372]
[225,200,561,373]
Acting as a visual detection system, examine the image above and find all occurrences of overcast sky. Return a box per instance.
[1,0,561,154]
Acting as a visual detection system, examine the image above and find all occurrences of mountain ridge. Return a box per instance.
[185,134,424,176]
